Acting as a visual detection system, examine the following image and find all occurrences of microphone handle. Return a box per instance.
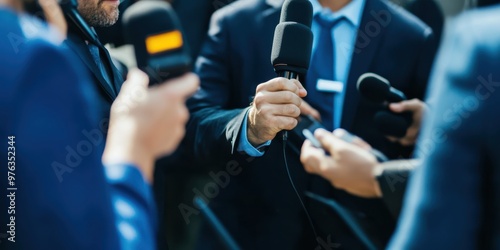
[276,70,300,140]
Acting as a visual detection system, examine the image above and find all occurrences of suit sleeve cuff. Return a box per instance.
[237,110,271,157]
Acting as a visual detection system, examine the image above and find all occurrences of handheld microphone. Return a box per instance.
[271,0,313,80]
[357,73,411,138]
[271,22,313,80]
[357,73,407,104]
[279,0,313,27]
[271,0,314,144]
[271,0,314,147]
[122,1,191,85]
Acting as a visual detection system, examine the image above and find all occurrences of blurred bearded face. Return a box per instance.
[77,0,119,27]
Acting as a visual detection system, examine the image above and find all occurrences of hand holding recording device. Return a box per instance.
[302,126,389,163]
[270,0,319,150]
[357,73,412,138]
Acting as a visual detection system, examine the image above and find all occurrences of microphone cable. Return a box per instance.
[281,131,319,243]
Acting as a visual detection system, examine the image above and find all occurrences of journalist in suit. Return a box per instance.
[301,6,500,247]
[185,0,437,248]
[0,2,198,249]
[64,0,124,130]
[389,5,500,249]
[0,6,137,249]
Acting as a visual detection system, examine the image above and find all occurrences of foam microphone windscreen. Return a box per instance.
[374,111,409,137]
[357,73,391,103]
[271,22,313,75]
[280,0,313,28]
[122,1,190,84]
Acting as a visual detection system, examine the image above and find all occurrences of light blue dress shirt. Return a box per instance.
[237,0,365,157]
[310,0,365,130]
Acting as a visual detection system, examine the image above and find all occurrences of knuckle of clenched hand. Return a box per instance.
[285,118,297,130]
[253,92,265,106]
[256,82,268,93]
[292,105,301,117]
[283,104,295,116]
[276,78,287,89]
[284,92,294,103]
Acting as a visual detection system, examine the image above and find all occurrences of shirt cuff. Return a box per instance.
[104,164,154,205]
[237,111,272,157]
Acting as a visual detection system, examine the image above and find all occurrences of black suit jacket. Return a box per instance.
[64,25,124,125]
[186,0,437,249]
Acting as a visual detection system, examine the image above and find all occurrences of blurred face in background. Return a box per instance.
[77,0,119,27]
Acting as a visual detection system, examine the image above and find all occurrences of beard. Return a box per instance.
[77,0,119,27]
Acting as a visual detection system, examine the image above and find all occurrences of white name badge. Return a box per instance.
[316,79,344,93]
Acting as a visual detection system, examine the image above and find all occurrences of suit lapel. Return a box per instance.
[65,33,117,101]
[341,0,387,129]
[98,42,123,94]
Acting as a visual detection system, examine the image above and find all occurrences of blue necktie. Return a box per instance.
[88,42,114,93]
[306,15,344,131]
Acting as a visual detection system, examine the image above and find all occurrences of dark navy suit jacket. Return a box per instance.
[389,5,500,249]
[185,0,437,248]
[64,22,124,132]
[0,9,156,250]
[0,9,119,250]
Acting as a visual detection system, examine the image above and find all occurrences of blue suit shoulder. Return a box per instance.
[429,5,500,95]
[1,33,120,250]
[382,0,434,39]
[209,0,277,30]
[211,0,271,20]
[451,5,500,53]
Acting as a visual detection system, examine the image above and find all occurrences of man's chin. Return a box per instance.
[101,11,119,27]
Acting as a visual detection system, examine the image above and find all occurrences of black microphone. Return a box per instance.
[374,111,409,138]
[271,22,313,79]
[357,73,407,104]
[270,0,314,146]
[357,73,411,138]
[280,0,313,27]
[122,1,191,84]
[271,0,313,80]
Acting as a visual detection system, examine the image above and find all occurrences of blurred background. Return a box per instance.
[95,0,489,249]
